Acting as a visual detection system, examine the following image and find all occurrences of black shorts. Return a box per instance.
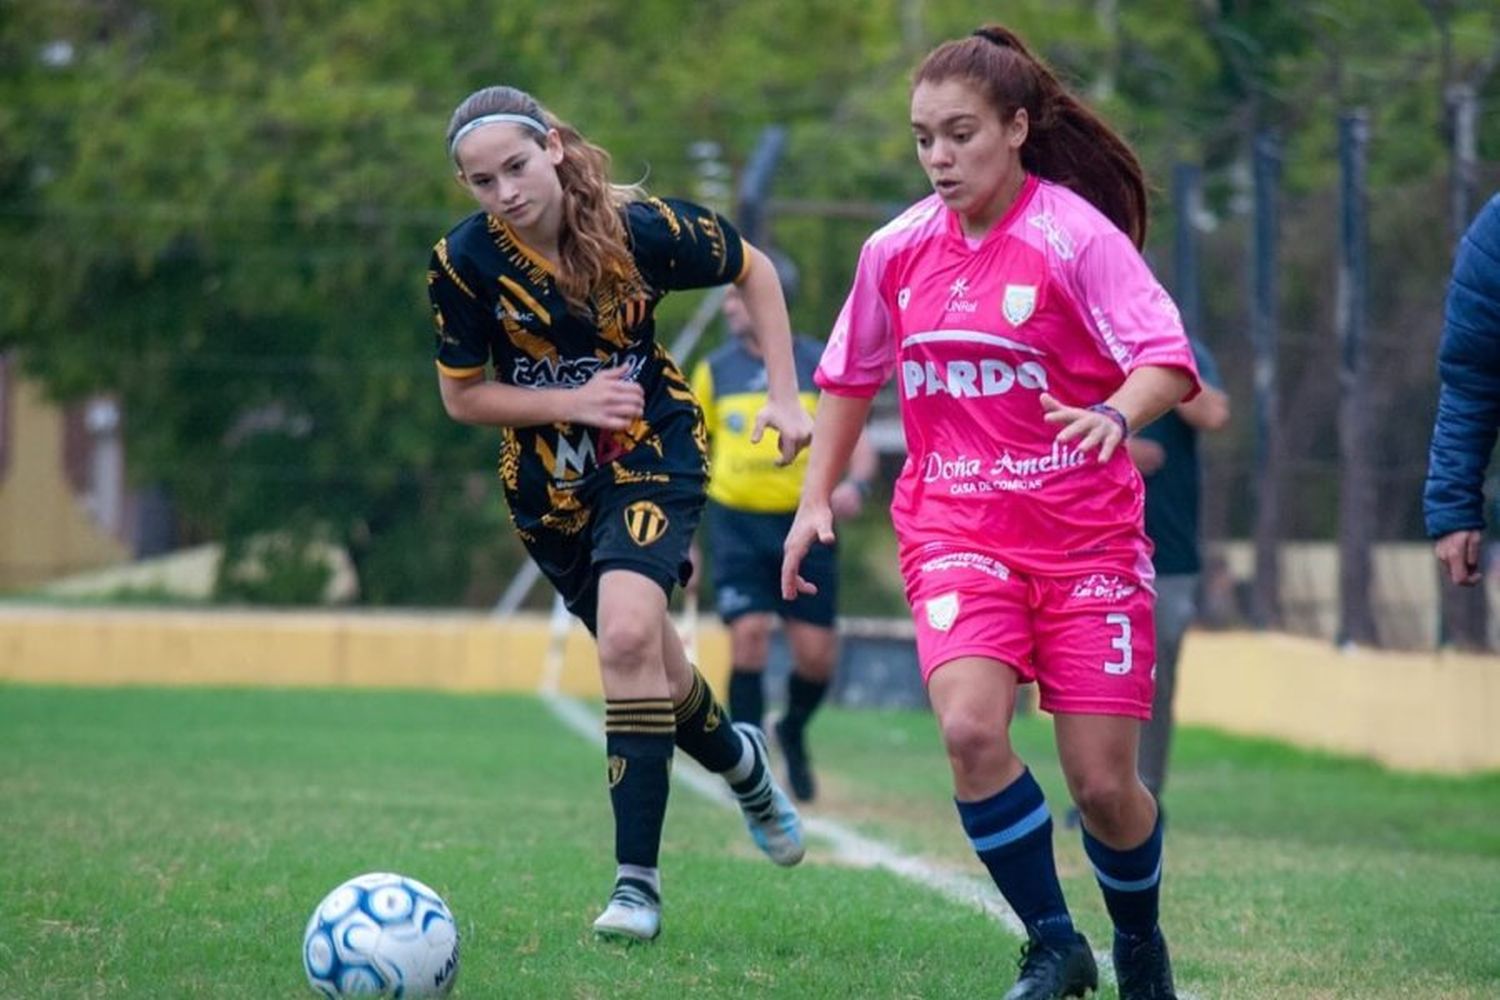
[520,474,705,635]
[706,500,836,627]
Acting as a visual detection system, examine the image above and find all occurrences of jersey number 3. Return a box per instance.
[1103,612,1133,675]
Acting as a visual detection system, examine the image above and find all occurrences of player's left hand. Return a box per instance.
[752,397,814,466]
[1042,393,1124,462]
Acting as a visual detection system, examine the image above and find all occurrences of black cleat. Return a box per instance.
[773,717,817,803]
[1003,933,1098,999]
[1113,930,1177,1000]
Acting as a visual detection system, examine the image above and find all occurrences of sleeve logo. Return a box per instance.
[624,500,670,546]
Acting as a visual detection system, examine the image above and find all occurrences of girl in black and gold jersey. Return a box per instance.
[427,85,812,944]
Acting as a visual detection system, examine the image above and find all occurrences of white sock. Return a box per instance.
[616,863,660,899]
[724,728,757,785]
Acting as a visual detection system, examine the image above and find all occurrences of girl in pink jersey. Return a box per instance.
[781,25,1196,1000]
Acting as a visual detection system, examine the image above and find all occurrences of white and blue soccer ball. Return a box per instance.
[302,872,460,998]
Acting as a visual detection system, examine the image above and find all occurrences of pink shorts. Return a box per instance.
[902,547,1156,719]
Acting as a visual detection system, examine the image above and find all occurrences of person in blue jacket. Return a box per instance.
[1425,194,1500,586]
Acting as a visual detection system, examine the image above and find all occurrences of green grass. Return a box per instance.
[1,686,1497,998]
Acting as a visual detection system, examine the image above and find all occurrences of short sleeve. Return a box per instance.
[1064,230,1200,398]
[428,238,492,378]
[815,240,896,397]
[629,197,748,292]
[690,359,717,435]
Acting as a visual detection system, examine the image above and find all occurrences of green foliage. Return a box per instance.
[215,530,336,605]
[2,0,1498,603]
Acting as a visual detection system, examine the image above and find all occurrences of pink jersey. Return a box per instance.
[817,175,1199,577]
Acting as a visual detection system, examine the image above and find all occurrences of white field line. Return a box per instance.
[540,689,1200,999]
[543,692,1037,937]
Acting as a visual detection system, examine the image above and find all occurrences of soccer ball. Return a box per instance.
[302,872,460,998]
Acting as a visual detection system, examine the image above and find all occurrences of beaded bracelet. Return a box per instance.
[1087,403,1130,436]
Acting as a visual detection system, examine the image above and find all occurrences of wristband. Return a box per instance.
[1087,403,1130,436]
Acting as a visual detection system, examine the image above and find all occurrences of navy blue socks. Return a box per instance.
[957,768,1076,946]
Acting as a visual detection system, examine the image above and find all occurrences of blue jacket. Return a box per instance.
[1424,194,1500,539]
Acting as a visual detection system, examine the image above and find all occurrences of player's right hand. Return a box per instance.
[572,366,644,431]
[1434,529,1483,586]
[781,501,836,600]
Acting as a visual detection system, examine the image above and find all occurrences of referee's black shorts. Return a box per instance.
[706,499,836,627]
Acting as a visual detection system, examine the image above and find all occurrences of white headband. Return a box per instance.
[448,113,549,160]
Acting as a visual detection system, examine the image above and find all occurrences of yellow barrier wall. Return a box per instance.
[2,608,1497,773]
[1174,630,1500,774]
[0,607,730,698]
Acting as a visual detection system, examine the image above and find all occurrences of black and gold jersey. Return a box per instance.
[428,197,747,535]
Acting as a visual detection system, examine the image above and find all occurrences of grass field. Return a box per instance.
[2,685,1497,998]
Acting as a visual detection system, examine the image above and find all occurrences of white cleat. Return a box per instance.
[592,890,661,942]
[733,722,806,867]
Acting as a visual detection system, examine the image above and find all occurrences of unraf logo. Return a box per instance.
[946,277,978,314]
[901,358,1048,399]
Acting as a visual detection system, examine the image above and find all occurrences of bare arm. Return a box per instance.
[829,427,881,520]
[1176,383,1230,431]
[782,393,873,597]
[736,244,814,463]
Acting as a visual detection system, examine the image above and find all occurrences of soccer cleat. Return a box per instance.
[1113,929,1177,999]
[591,883,661,943]
[733,722,806,866]
[1002,932,1099,1000]
[773,716,817,803]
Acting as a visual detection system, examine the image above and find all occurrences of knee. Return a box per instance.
[794,651,836,683]
[1068,768,1138,829]
[730,618,772,665]
[939,711,1011,776]
[597,615,658,675]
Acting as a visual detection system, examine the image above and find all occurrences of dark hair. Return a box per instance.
[446,86,644,314]
[914,25,1148,248]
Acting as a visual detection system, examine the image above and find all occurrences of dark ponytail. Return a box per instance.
[917,25,1149,248]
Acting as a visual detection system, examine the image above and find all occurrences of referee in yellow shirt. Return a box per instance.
[691,281,879,802]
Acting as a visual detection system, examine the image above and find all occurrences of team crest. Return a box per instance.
[1002,284,1037,326]
[607,755,627,788]
[925,592,960,632]
[624,500,669,546]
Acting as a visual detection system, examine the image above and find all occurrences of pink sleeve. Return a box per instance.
[815,240,895,397]
[1064,230,1201,399]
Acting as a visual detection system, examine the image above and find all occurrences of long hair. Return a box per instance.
[446,86,644,313]
[914,25,1148,248]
